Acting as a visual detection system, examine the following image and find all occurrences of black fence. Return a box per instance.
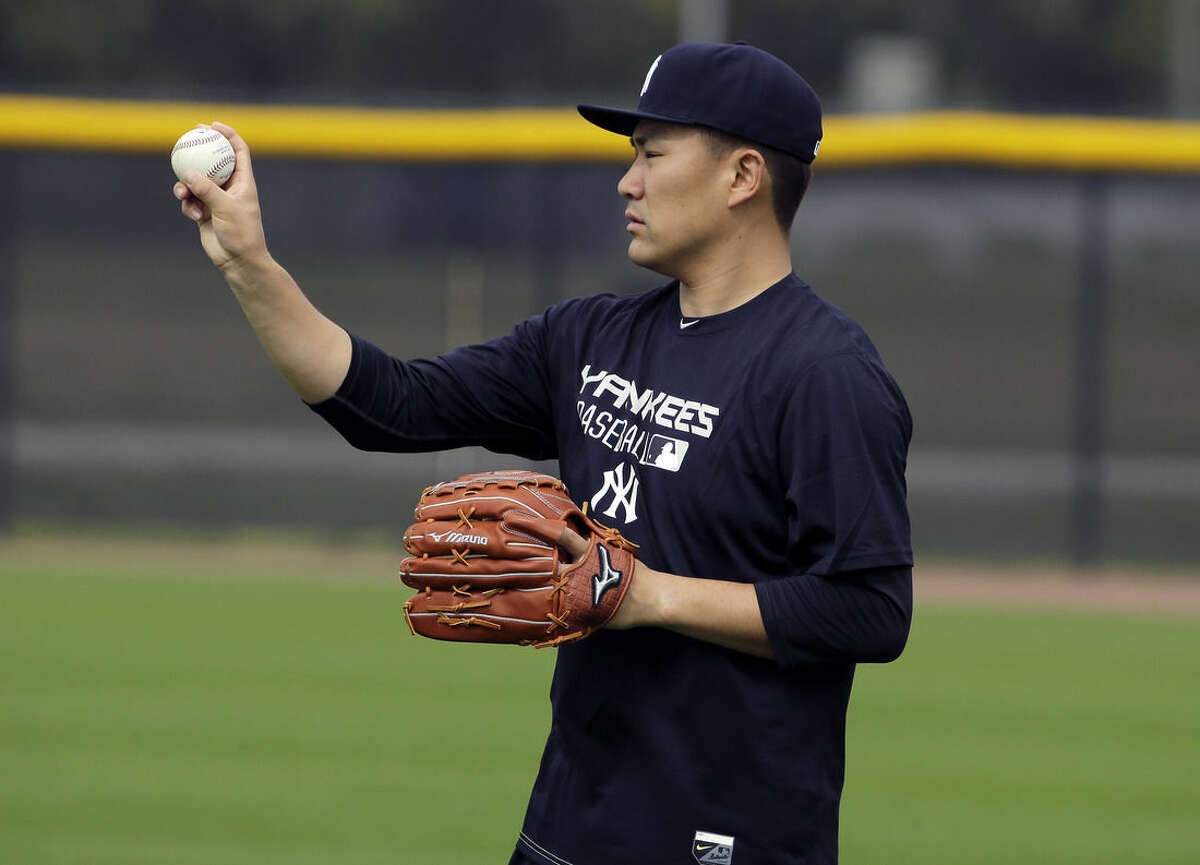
[5,149,1199,564]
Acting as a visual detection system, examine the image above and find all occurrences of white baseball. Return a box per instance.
[171,127,236,185]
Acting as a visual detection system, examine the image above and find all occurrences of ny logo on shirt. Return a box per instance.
[591,463,640,524]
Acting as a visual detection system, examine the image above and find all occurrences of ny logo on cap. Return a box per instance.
[641,54,662,96]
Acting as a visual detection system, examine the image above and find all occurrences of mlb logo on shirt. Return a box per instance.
[692,830,735,864]
[641,434,689,472]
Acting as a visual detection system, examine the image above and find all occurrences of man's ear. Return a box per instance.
[727,147,767,210]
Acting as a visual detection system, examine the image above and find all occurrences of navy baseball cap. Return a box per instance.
[579,42,822,163]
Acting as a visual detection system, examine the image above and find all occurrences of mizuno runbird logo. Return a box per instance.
[428,530,488,546]
[591,544,623,606]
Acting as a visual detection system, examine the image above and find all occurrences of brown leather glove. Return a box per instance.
[400,470,637,648]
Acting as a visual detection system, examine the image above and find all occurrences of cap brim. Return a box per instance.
[577,104,687,136]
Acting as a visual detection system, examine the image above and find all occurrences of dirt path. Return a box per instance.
[916,562,1200,617]
[3,533,1198,618]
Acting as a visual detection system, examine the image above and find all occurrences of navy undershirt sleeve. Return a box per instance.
[307,315,556,460]
[755,564,912,667]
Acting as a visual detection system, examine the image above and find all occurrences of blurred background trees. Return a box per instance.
[1,0,1196,116]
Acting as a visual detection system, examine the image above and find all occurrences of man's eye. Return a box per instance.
[645,152,661,159]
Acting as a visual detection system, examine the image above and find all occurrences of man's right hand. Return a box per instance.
[173,121,269,276]
[171,121,351,404]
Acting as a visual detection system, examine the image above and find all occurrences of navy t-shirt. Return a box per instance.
[310,274,913,864]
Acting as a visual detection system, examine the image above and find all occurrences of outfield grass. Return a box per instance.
[2,547,1197,864]
[844,607,1199,864]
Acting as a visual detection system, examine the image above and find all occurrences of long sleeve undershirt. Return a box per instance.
[756,563,912,667]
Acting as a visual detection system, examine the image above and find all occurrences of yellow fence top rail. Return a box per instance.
[2,94,1199,172]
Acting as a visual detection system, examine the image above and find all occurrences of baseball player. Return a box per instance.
[174,42,912,865]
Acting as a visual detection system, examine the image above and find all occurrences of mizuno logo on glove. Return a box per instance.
[428,530,488,546]
[591,544,623,606]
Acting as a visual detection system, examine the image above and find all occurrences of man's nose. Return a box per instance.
[617,165,641,200]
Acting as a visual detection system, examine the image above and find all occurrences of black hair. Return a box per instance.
[698,127,812,230]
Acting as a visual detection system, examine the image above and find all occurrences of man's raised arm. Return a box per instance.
[173,122,351,404]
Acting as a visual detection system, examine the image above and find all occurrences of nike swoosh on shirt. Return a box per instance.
[679,318,700,329]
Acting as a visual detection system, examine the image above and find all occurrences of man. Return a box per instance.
[175,42,912,865]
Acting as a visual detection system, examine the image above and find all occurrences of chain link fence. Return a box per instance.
[5,148,1199,563]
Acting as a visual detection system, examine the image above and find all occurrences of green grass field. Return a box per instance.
[2,541,1198,864]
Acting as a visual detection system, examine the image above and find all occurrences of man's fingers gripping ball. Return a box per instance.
[171,126,238,222]
[399,470,638,648]
[175,182,208,222]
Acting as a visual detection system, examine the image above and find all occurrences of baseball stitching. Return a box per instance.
[206,153,235,180]
[171,132,225,154]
